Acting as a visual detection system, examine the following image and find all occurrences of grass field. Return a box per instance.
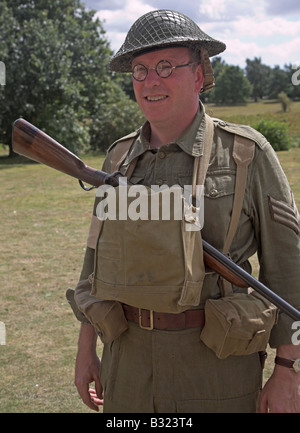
[0,101,299,413]
[205,99,300,142]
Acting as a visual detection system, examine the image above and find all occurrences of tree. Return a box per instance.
[245,57,271,102]
[210,56,227,81]
[0,0,128,155]
[202,57,227,103]
[117,73,136,101]
[284,63,300,100]
[213,65,252,104]
[266,65,291,100]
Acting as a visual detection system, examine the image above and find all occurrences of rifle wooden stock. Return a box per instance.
[203,249,248,289]
[12,119,300,321]
[12,118,118,187]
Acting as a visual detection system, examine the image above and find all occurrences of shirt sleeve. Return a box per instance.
[249,142,300,347]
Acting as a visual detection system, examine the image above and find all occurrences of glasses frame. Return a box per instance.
[132,59,196,81]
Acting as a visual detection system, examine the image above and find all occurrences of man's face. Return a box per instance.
[132,47,203,129]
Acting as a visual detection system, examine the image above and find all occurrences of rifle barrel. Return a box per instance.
[202,240,300,321]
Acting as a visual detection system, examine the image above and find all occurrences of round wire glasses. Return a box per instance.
[132,60,196,81]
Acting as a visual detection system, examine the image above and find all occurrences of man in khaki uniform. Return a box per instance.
[70,10,300,412]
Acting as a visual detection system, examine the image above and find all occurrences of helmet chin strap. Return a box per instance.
[200,48,215,94]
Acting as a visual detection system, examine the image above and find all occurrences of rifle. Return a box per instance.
[12,118,300,322]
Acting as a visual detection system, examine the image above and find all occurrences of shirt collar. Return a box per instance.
[127,101,206,163]
[171,102,206,157]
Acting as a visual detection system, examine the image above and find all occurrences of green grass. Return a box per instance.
[0,101,299,412]
[0,154,105,413]
[205,100,300,143]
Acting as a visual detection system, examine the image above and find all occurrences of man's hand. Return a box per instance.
[260,344,300,413]
[74,323,104,412]
[260,367,300,412]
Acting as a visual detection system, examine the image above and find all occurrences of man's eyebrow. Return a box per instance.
[132,56,188,67]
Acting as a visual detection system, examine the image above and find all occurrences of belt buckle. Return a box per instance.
[138,308,154,330]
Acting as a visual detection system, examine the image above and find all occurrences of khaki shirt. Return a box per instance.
[78,102,300,347]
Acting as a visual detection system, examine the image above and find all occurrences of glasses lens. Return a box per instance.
[156,60,173,78]
[132,64,147,81]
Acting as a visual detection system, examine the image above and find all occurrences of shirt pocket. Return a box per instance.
[176,170,193,188]
[202,170,236,245]
[129,175,145,185]
[204,170,236,199]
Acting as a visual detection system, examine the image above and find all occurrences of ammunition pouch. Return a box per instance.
[200,291,278,359]
[74,279,128,343]
[84,300,128,343]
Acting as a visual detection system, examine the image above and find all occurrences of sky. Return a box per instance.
[82,0,300,69]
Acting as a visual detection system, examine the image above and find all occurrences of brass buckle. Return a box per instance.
[138,308,154,330]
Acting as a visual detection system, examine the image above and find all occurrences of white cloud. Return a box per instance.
[83,0,124,11]
[203,13,300,67]
[220,38,261,67]
[262,37,300,66]
[232,16,300,38]
[218,35,300,68]
[264,0,300,15]
[90,0,300,67]
[95,0,155,51]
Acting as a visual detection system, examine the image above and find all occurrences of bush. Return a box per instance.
[278,91,292,112]
[252,119,291,151]
[89,98,145,152]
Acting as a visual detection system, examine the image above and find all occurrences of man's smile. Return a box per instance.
[145,95,168,102]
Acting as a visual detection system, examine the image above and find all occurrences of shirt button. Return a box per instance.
[219,121,227,127]
[209,189,218,197]
[158,151,166,159]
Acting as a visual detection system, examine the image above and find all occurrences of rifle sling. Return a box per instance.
[221,134,255,295]
[223,135,255,254]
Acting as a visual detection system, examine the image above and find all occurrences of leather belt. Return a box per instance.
[122,304,205,331]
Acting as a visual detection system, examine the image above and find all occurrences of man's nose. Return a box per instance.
[144,68,161,85]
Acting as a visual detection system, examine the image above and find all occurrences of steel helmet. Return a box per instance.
[109,10,226,92]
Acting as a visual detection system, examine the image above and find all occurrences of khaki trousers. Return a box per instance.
[100,322,262,413]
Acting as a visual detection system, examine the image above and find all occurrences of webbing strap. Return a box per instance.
[192,114,214,197]
[220,134,255,295]
[110,138,135,174]
[223,135,255,254]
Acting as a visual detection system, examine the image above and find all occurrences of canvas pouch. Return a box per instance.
[74,279,129,343]
[84,300,128,343]
[200,291,278,359]
[90,184,206,313]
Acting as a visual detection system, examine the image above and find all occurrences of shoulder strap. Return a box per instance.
[109,137,136,173]
[192,114,214,198]
[223,134,255,254]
